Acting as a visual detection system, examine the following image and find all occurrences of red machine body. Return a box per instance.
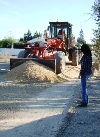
[10,22,79,74]
[25,29,65,59]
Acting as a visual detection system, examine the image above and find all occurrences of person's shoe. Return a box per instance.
[80,101,88,104]
[78,103,87,107]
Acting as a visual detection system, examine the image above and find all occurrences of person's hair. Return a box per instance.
[81,44,92,56]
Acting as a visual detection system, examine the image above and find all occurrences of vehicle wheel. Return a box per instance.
[54,51,65,74]
[68,48,72,61]
[24,50,32,58]
[72,48,79,66]
[18,50,27,58]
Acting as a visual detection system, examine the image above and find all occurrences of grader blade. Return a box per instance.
[10,58,58,74]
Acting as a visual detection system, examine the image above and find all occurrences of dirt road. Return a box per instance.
[0,56,80,137]
[0,54,100,137]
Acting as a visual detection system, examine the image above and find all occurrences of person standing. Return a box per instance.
[78,44,92,107]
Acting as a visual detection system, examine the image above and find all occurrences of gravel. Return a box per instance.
[0,54,100,137]
[57,77,100,137]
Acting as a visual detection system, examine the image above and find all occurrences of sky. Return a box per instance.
[0,0,98,43]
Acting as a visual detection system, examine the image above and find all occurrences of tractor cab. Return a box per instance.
[47,22,72,50]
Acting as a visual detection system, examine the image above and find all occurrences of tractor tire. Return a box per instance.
[18,50,27,58]
[72,48,79,66]
[24,50,31,58]
[54,51,65,74]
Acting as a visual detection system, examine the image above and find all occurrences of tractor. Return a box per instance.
[10,22,80,74]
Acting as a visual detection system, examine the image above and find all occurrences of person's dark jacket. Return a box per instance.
[80,55,92,75]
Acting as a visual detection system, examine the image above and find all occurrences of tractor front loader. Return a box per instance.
[10,22,81,74]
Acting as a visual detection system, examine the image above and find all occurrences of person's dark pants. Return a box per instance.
[81,72,91,104]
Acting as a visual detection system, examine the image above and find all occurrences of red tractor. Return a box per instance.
[10,22,80,74]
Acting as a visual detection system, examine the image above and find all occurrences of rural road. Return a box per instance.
[0,52,99,137]
[0,63,10,76]
[0,79,81,137]
[0,73,100,137]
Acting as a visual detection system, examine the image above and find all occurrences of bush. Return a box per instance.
[0,37,15,48]
[13,42,27,49]
[0,40,3,48]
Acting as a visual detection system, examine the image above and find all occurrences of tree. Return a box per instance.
[38,32,42,37]
[92,0,100,23]
[24,30,33,42]
[19,38,24,42]
[92,29,100,54]
[77,29,86,45]
[92,0,100,57]
[27,30,33,40]
[24,33,28,42]
[33,31,42,38]
[19,30,43,42]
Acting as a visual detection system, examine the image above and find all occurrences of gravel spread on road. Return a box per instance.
[0,52,17,62]
[0,53,100,137]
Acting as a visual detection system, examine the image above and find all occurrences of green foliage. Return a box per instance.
[33,31,42,39]
[13,42,27,49]
[92,31,100,55]
[22,30,42,42]
[77,29,86,44]
[92,0,100,23]
[0,37,27,49]
[0,40,3,48]
[18,29,43,42]
[24,30,33,42]
[92,0,100,58]
[0,37,16,48]
[19,38,24,42]
[75,42,81,47]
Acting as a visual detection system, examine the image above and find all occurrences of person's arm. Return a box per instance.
[80,56,86,75]
[78,56,86,79]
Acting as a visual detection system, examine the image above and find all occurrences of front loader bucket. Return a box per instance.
[10,58,58,74]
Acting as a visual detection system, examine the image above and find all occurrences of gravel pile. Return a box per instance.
[4,60,61,83]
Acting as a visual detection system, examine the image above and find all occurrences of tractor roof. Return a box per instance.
[49,22,72,27]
